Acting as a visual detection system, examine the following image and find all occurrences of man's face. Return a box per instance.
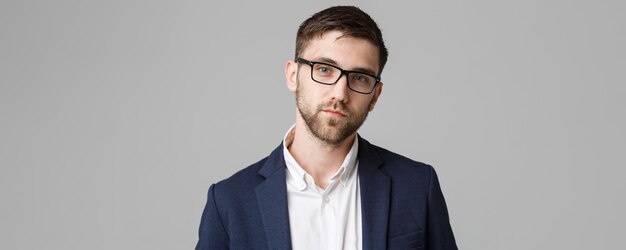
[287,30,383,146]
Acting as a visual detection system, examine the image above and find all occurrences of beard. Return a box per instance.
[295,81,371,146]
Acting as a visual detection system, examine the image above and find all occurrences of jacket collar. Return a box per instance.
[255,136,390,250]
[255,143,292,250]
[356,135,391,250]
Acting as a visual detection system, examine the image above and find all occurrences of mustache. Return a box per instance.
[317,102,351,116]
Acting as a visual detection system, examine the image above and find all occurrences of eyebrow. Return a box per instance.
[313,56,378,76]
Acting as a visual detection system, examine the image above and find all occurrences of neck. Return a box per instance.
[287,119,356,189]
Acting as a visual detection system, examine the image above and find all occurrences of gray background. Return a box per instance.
[1,0,624,249]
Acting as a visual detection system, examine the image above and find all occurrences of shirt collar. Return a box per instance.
[282,124,359,190]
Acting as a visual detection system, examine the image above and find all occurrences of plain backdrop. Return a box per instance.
[1,0,624,249]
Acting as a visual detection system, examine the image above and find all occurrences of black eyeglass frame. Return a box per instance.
[295,57,381,94]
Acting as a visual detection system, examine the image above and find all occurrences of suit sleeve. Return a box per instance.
[427,166,458,250]
[196,184,229,250]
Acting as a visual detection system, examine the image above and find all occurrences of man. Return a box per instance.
[197,6,457,250]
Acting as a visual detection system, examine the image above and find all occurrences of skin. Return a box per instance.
[284,30,383,189]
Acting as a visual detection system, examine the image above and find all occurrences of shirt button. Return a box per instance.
[323,196,330,203]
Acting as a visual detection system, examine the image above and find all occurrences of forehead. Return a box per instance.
[300,30,380,74]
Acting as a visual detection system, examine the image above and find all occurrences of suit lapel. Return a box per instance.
[254,137,389,250]
[255,144,292,250]
[358,136,390,250]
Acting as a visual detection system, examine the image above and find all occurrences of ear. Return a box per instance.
[285,60,298,92]
[368,82,383,111]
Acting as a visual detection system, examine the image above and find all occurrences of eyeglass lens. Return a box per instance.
[310,63,376,93]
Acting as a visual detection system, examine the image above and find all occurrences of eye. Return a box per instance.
[317,66,331,74]
[351,74,372,84]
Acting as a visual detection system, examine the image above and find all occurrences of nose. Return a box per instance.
[330,73,350,103]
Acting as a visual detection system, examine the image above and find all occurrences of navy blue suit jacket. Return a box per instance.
[196,137,458,249]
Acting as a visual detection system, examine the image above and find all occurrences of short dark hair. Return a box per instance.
[295,6,388,76]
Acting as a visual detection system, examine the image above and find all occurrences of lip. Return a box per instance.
[322,109,347,118]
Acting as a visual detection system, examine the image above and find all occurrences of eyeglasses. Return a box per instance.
[295,57,380,94]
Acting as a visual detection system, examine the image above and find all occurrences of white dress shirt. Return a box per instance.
[283,125,362,250]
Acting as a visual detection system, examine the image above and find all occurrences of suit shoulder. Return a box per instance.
[367,143,439,197]
[212,156,267,196]
[370,143,434,171]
